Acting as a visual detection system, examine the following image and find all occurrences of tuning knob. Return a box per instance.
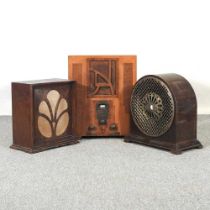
[109,123,118,130]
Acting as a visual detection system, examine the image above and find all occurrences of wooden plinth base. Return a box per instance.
[124,135,203,155]
[10,136,80,154]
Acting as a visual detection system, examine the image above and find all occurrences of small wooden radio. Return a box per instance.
[11,79,80,153]
[125,74,202,154]
[68,56,137,137]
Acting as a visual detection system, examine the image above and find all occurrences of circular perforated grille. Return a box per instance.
[131,76,175,137]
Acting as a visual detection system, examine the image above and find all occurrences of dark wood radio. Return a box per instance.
[68,56,137,137]
[11,79,80,153]
[125,74,203,154]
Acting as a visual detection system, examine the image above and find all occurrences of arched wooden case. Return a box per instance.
[68,56,137,137]
[125,74,202,154]
[11,79,80,153]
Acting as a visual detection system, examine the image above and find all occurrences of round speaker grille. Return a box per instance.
[131,76,175,137]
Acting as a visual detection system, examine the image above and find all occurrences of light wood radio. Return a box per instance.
[68,56,137,137]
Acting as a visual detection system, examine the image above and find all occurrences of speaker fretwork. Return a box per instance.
[131,77,175,137]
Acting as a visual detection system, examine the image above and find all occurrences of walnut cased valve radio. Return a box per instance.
[11,79,80,153]
[68,56,137,137]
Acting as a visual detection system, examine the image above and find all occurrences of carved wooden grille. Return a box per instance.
[88,59,117,96]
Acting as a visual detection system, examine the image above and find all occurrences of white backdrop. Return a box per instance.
[0,0,210,115]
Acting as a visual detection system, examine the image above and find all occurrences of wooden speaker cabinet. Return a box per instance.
[125,74,202,154]
[68,55,137,137]
[11,79,80,153]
